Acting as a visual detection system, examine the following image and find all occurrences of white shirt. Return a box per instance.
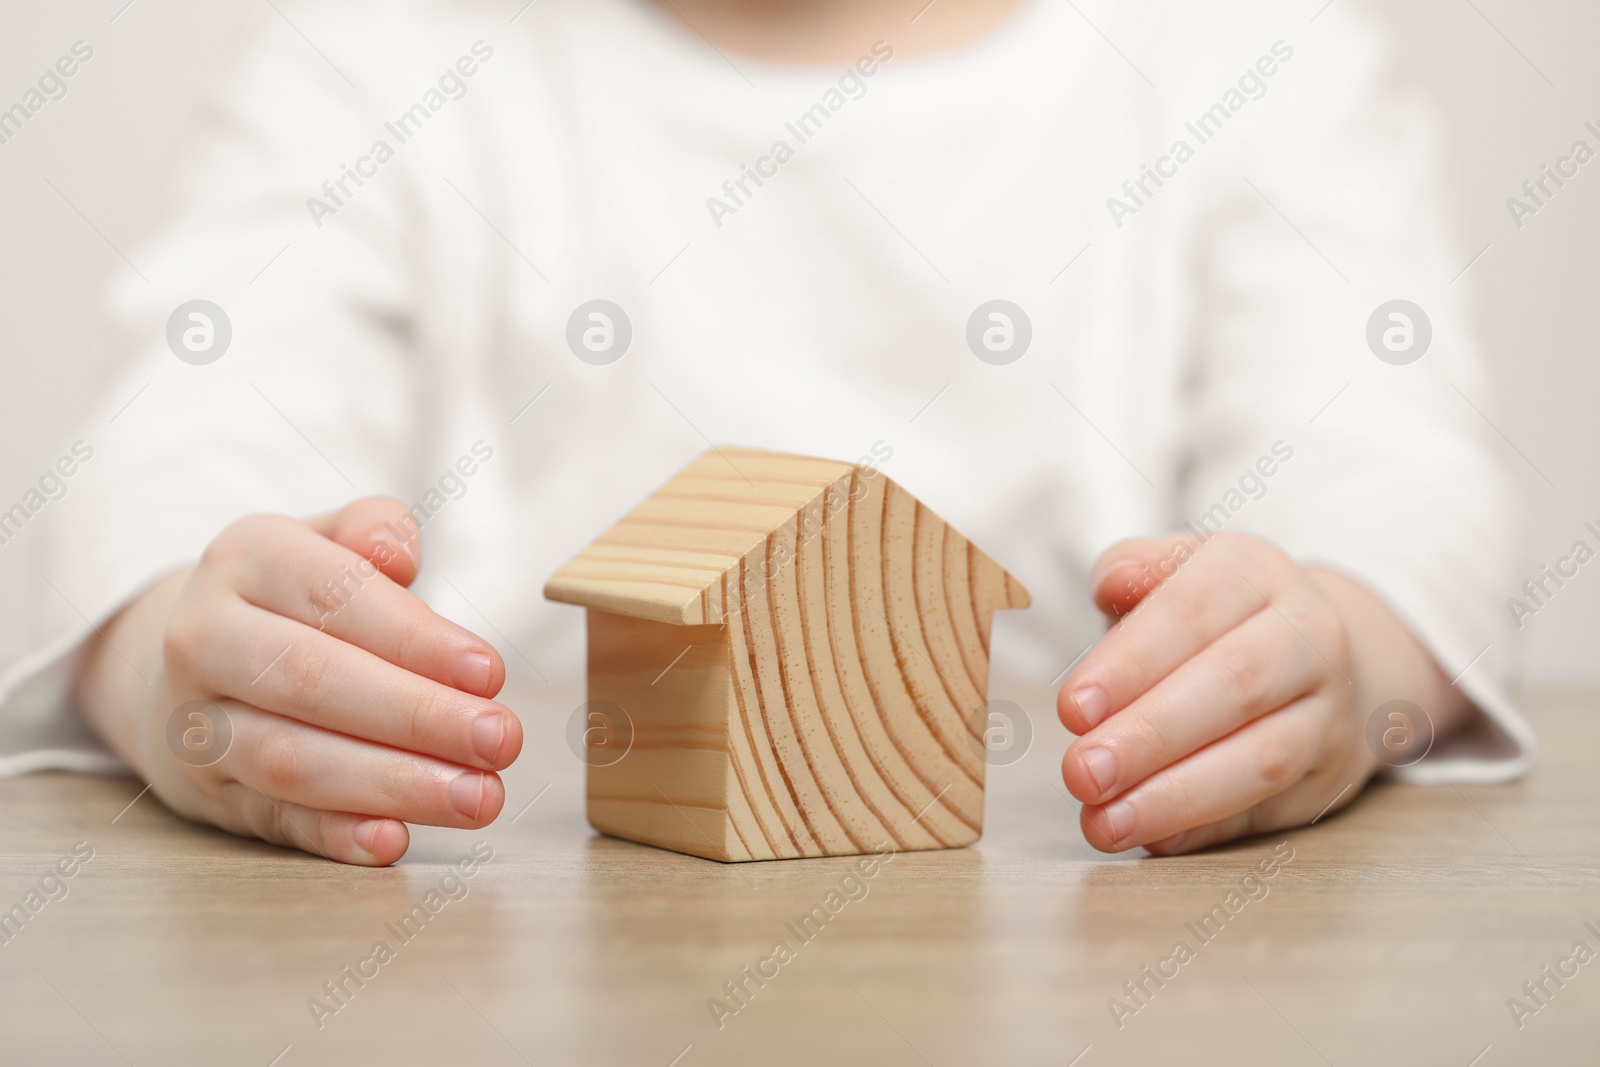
[1,0,1533,782]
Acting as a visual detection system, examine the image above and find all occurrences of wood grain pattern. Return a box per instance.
[3,691,1595,1066]
[547,448,1030,861]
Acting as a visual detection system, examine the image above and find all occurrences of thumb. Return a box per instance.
[308,497,423,587]
[1088,534,1203,621]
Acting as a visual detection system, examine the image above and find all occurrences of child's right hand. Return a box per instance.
[76,498,522,865]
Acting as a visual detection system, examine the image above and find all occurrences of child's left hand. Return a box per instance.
[1058,531,1464,855]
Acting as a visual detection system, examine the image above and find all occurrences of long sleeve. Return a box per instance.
[2,2,431,774]
[1164,6,1532,781]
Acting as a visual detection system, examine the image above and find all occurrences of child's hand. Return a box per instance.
[1057,532,1464,855]
[79,498,522,866]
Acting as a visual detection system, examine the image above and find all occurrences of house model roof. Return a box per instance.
[544,447,1028,627]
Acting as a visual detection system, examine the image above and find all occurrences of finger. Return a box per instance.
[215,514,506,698]
[1142,813,1254,856]
[1059,532,1297,734]
[220,702,506,829]
[1078,695,1327,853]
[307,496,423,588]
[1144,772,1348,855]
[1062,605,1320,804]
[191,600,520,770]
[219,785,411,866]
[1089,535,1201,619]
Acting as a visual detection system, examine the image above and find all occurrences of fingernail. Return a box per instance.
[1080,747,1117,796]
[472,712,506,765]
[1071,686,1109,727]
[1103,800,1134,843]
[449,773,487,820]
[371,536,409,568]
[456,651,493,695]
[380,530,418,565]
[353,818,383,857]
[1091,559,1139,589]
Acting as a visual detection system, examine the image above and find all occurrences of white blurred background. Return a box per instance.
[1,0,1595,685]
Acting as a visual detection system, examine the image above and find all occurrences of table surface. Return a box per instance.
[2,682,1596,1067]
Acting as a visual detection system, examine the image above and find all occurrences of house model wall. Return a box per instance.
[545,447,1029,862]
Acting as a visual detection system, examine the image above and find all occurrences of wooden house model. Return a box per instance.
[544,447,1029,862]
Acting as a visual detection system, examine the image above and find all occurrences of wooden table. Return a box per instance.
[2,683,1596,1066]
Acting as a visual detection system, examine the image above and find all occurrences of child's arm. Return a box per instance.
[73,497,522,866]
[1057,531,1475,854]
